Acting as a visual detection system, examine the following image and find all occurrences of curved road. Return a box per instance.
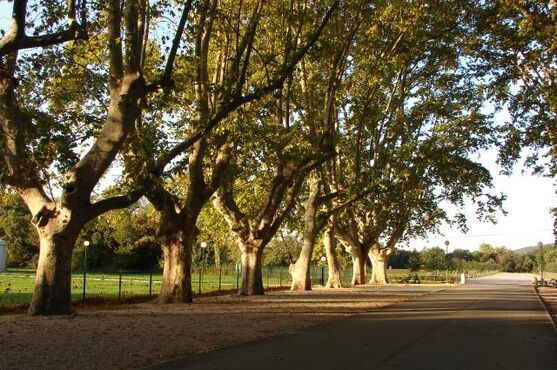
[145,273,557,370]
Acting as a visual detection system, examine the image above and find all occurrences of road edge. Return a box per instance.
[534,286,557,335]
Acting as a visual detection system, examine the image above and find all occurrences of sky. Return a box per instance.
[406,147,557,252]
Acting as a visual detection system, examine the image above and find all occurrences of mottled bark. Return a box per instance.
[351,249,367,286]
[157,214,196,304]
[29,219,80,315]
[290,173,320,291]
[289,248,312,290]
[369,248,391,284]
[208,2,341,297]
[148,158,209,304]
[324,220,342,288]
[289,241,316,290]
[239,241,264,295]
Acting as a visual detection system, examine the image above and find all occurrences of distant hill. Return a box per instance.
[514,246,538,255]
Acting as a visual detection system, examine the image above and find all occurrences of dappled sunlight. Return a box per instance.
[1,276,555,370]
[0,285,434,370]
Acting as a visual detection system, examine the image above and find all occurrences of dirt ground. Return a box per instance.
[0,285,440,370]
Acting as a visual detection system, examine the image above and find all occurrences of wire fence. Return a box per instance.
[0,264,324,306]
[0,265,484,307]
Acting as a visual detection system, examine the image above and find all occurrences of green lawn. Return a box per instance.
[0,266,487,307]
[0,265,293,306]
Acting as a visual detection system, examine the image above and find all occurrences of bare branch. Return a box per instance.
[0,0,87,57]
[67,0,77,24]
[213,182,251,241]
[108,0,124,86]
[234,0,264,95]
[89,190,144,219]
[123,0,142,73]
[158,0,195,88]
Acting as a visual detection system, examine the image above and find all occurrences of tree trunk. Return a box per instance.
[369,248,390,284]
[29,223,79,315]
[290,172,320,291]
[351,249,367,286]
[289,239,313,290]
[157,214,196,304]
[239,241,264,295]
[214,245,221,270]
[324,220,342,288]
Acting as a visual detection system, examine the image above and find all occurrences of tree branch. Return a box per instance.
[89,190,144,219]
[0,0,88,57]
[213,181,251,241]
[152,0,340,174]
[156,0,194,88]
[108,0,124,87]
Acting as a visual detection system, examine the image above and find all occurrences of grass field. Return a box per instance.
[0,266,484,307]
[0,265,294,306]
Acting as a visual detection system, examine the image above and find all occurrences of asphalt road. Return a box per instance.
[144,273,557,370]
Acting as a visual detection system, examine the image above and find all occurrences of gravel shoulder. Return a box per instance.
[538,287,557,330]
[0,285,441,370]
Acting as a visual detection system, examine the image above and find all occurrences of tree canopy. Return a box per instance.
[1,0,554,314]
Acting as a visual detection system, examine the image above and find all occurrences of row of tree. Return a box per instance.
[390,243,557,276]
[1,1,555,315]
[2,190,555,282]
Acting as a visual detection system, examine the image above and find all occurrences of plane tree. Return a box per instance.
[211,1,358,295]
[126,0,341,303]
[471,0,557,244]
[332,0,503,285]
[471,1,556,175]
[289,0,420,290]
[287,2,365,291]
[0,0,194,315]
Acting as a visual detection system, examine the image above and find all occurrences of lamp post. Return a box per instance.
[82,240,90,301]
[320,256,326,286]
[537,241,544,283]
[444,240,450,284]
[199,242,207,294]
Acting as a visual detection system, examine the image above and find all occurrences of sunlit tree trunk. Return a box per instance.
[324,219,342,288]
[157,214,197,304]
[149,165,208,304]
[351,248,367,286]
[29,217,81,315]
[335,223,370,286]
[369,248,390,284]
[290,173,320,291]
[239,240,264,295]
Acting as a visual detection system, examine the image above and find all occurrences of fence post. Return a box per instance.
[198,265,202,294]
[279,265,283,286]
[149,267,153,296]
[218,263,222,292]
[118,270,122,302]
[82,246,87,302]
